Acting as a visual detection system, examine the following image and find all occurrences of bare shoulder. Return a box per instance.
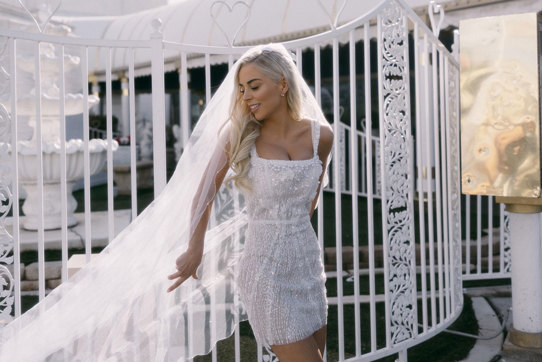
[318,122,333,157]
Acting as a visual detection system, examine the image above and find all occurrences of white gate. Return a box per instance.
[0,0,464,360]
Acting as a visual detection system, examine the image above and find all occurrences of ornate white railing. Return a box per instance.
[0,0,466,360]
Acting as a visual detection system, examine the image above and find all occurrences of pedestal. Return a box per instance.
[506,206,542,349]
[21,181,78,230]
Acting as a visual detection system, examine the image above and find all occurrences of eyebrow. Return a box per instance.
[239,78,262,86]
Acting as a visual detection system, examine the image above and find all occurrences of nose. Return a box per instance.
[242,89,251,101]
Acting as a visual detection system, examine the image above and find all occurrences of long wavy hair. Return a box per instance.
[226,47,303,191]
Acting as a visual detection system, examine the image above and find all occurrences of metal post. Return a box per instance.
[150,18,167,196]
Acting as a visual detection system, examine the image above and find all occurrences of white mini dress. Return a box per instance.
[237,119,327,346]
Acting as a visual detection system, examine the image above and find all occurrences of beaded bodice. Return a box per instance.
[246,120,322,223]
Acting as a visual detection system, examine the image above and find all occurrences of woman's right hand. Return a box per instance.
[167,246,203,293]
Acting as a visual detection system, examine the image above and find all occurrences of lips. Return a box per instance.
[249,104,260,113]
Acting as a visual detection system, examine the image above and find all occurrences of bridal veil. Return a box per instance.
[0,43,329,361]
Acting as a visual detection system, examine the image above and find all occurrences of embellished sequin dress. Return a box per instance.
[237,119,327,346]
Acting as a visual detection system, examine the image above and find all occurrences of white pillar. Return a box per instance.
[509,212,542,334]
[120,74,130,137]
[150,18,167,196]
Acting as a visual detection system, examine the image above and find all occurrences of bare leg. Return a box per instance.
[271,334,322,362]
[312,324,327,357]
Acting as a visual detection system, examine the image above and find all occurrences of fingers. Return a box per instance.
[167,274,189,293]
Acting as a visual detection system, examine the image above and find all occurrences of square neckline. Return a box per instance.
[253,119,319,163]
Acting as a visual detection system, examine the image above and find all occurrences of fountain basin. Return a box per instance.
[1,139,118,230]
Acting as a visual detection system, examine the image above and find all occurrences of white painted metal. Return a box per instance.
[105,48,115,243]
[34,40,46,302]
[431,43,444,324]
[363,22,377,353]
[509,212,542,334]
[414,22,429,334]
[488,197,493,274]
[376,12,393,348]
[9,37,21,318]
[180,52,190,153]
[81,45,92,262]
[332,37,345,361]
[348,30,361,357]
[58,45,69,283]
[150,20,167,196]
[129,49,138,220]
[0,0,468,360]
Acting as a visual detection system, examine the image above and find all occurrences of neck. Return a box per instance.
[261,105,297,137]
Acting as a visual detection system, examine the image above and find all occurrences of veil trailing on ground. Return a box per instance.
[0,43,330,361]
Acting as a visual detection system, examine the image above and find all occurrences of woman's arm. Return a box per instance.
[167,142,231,292]
[309,124,334,218]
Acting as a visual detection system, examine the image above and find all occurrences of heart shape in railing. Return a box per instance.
[428,1,444,37]
[17,0,61,33]
[210,0,251,47]
[317,0,348,30]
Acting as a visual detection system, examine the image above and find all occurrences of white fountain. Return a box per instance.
[1,24,116,230]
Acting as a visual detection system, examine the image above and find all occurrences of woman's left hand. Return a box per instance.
[167,246,203,293]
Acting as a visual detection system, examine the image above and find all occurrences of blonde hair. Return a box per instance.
[226,48,302,191]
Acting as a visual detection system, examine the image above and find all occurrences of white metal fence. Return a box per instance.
[0,0,468,360]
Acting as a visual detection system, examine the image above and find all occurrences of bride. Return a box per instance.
[0,44,332,362]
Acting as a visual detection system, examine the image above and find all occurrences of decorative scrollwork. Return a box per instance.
[0,36,9,102]
[0,265,14,322]
[262,346,279,362]
[17,0,62,33]
[502,210,511,273]
[317,0,349,30]
[0,104,10,145]
[210,1,251,47]
[379,1,415,344]
[447,56,463,308]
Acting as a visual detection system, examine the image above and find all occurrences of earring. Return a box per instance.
[281,93,285,97]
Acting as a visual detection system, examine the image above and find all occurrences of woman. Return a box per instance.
[167,46,333,361]
[0,44,331,361]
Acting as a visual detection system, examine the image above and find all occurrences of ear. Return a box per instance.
[281,76,289,94]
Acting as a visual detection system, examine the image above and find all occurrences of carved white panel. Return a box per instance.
[380,1,416,344]
[447,57,463,308]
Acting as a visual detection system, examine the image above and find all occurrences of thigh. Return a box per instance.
[312,324,327,357]
[271,335,322,362]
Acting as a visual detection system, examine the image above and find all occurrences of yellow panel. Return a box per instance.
[460,13,541,198]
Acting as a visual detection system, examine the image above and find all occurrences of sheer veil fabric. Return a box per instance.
[0,43,330,361]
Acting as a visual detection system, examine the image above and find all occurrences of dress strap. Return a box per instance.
[311,119,320,158]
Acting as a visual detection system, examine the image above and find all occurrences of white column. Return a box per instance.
[510,212,542,334]
[120,73,130,137]
[150,18,167,196]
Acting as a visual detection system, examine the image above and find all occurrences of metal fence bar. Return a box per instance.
[81,46,92,262]
[9,37,21,317]
[34,40,46,302]
[476,194,482,274]
[364,22,377,352]
[348,30,361,357]
[180,52,190,153]
[422,33,437,328]
[403,14,419,339]
[314,44,327,361]
[151,23,167,195]
[413,22,428,333]
[105,47,115,243]
[58,44,69,282]
[431,44,445,324]
[465,195,471,275]
[488,196,494,274]
[442,55,452,318]
[332,36,345,360]
[129,48,138,220]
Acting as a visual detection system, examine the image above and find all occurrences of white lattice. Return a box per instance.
[380,1,416,344]
[447,56,462,309]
